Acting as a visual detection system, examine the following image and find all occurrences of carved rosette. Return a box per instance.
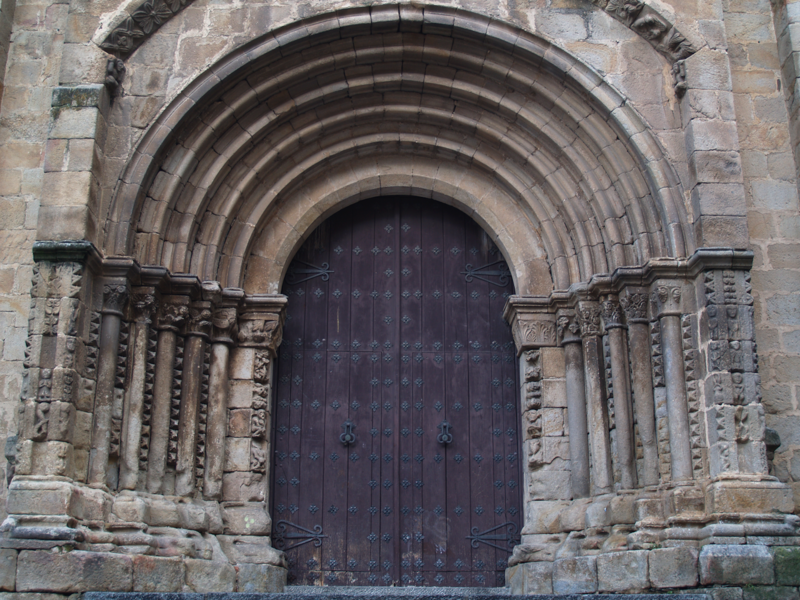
[576,301,603,338]
[103,284,129,317]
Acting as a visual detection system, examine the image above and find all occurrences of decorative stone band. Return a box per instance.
[100,0,197,55]
[99,1,696,98]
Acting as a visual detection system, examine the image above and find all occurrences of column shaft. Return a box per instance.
[628,322,659,486]
[564,340,590,498]
[147,328,177,493]
[119,319,149,489]
[583,333,614,494]
[661,314,693,481]
[607,326,637,489]
[175,333,205,496]
[204,343,230,499]
[88,285,127,486]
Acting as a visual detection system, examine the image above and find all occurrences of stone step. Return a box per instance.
[85,588,712,600]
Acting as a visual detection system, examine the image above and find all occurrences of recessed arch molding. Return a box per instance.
[9,6,792,595]
[106,4,693,295]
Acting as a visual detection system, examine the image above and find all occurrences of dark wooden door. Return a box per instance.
[271,197,522,587]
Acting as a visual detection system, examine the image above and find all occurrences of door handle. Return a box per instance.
[340,420,356,446]
[437,420,453,445]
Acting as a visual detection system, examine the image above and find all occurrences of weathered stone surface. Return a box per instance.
[183,559,236,592]
[132,555,185,592]
[0,549,16,591]
[699,544,775,586]
[775,546,800,585]
[597,549,649,592]
[650,547,699,589]
[16,550,133,592]
[236,562,287,592]
[552,555,597,594]
[505,561,553,594]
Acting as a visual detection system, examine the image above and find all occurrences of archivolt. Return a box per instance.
[106,5,692,294]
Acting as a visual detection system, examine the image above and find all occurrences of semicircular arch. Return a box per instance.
[105,4,692,295]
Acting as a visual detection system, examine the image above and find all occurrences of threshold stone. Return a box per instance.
[86,587,712,600]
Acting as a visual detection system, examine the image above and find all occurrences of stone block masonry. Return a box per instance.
[0,0,799,596]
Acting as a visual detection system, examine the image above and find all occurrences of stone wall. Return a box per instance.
[0,0,14,105]
[0,0,798,595]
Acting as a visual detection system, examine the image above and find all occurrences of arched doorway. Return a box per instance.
[270,197,523,587]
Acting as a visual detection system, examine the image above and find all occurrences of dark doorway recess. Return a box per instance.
[271,197,522,587]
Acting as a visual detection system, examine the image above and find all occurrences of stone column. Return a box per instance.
[652,282,693,482]
[16,248,90,481]
[146,296,189,494]
[204,289,242,500]
[119,290,158,490]
[601,297,637,490]
[557,310,590,499]
[174,299,212,497]
[620,288,659,487]
[219,295,287,559]
[88,283,129,487]
[577,299,613,495]
[506,302,566,500]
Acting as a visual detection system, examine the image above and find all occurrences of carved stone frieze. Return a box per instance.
[254,350,271,384]
[101,0,196,55]
[250,443,267,473]
[523,349,543,411]
[588,0,695,94]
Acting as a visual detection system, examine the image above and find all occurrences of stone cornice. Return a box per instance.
[503,248,755,318]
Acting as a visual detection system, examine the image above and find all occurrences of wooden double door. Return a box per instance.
[271,197,522,587]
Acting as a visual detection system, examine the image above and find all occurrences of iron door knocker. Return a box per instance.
[437,420,453,445]
[340,420,356,446]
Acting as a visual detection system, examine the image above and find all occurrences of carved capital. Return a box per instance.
[237,317,282,351]
[556,311,581,345]
[510,315,557,352]
[103,284,129,317]
[187,302,212,338]
[157,298,189,332]
[619,290,649,324]
[211,307,238,345]
[576,301,603,338]
[600,298,624,329]
[131,292,158,325]
[652,281,683,318]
